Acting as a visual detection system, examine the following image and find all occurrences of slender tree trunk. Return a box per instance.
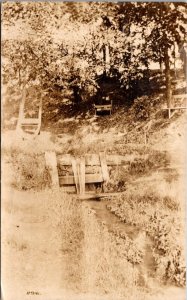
[164,47,171,108]
[103,45,106,76]
[173,43,177,79]
[163,2,172,109]
[159,57,163,74]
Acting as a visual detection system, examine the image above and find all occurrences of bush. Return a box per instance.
[128,150,170,176]
[7,149,50,190]
[129,95,160,121]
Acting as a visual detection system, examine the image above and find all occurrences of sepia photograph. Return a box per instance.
[1,1,187,300]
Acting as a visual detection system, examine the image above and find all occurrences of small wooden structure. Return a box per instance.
[16,86,42,139]
[165,93,187,119]
[163,75,187,118]
[45,152,128,198]
[94,97,113,115]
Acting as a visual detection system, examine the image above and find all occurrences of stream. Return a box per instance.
[85,198,156,282]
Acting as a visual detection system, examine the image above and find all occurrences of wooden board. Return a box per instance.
[16,84,42,140]
[59,174,103,185]
[106,155,128,166]
[45,151,59,188]
[60,185,76,193]
[72,158,79,194]
[79,157,85,195]
[85,166,102,174]
[17,86,26,130]
[95,105,112,110]
[58,154,129,166]
[78,192,124,200]
[85,154,100,166]
[165,107,187,110]
[21,118,39,125]
[57,154,72,165]
[173,94,187,99]
[99,152,109,182]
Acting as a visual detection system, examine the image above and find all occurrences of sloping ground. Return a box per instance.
[1,105,186,299]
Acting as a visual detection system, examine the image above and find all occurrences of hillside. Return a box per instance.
[2,91,186,300]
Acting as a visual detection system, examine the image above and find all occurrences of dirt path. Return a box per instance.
[2,188,64,300]
[1,186,133,300]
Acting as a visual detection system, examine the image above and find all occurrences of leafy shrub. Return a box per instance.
[128,150,170,176]
[150,212,185,286]
[128,157,153,175]
[105,166,127,192]
[129,95,160,121]
[8,150,50,190]
[110,230,144,264]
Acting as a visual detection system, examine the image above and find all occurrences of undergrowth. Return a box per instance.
[81,203,146,298]
[4,147,50,190]
[46,191,147,299]
[128,150,170,176]
[107,184,186,287]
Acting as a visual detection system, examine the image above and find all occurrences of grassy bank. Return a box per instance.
[107,179,186,287]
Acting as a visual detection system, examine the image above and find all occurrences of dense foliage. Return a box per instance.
[2,2,186,107]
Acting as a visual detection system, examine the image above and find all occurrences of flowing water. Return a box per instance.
[85,199,156,283]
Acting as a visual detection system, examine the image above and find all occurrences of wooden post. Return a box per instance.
[168,108,171,119]
[72,158,79,194]
[79,157,85,195]
[17,86,26,131]
[45,151,59,188]
[99,152,109,193]
[99,152,109,182]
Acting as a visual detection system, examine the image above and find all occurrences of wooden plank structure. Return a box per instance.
[164,93,187,119]
[16,86,42,139]
[94,100,113,115]
[58,153,128,166]
[45,151,127,198]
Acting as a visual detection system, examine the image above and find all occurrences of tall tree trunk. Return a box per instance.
[159,57,163,74]
[164,47,171,108]
[173,43,177,79]
[103,44,110,76]
[163,2,171,109]
[103,45,106,76]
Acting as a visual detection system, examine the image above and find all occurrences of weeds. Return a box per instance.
[4,148,50,190]
[46,191,146,298]
[107,184,186,287]
[81,204,145,298]
[129,95,160,122]
[128,150,170,176]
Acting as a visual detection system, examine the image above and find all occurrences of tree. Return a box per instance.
[2,2,186,109]
[116,2,187,107]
